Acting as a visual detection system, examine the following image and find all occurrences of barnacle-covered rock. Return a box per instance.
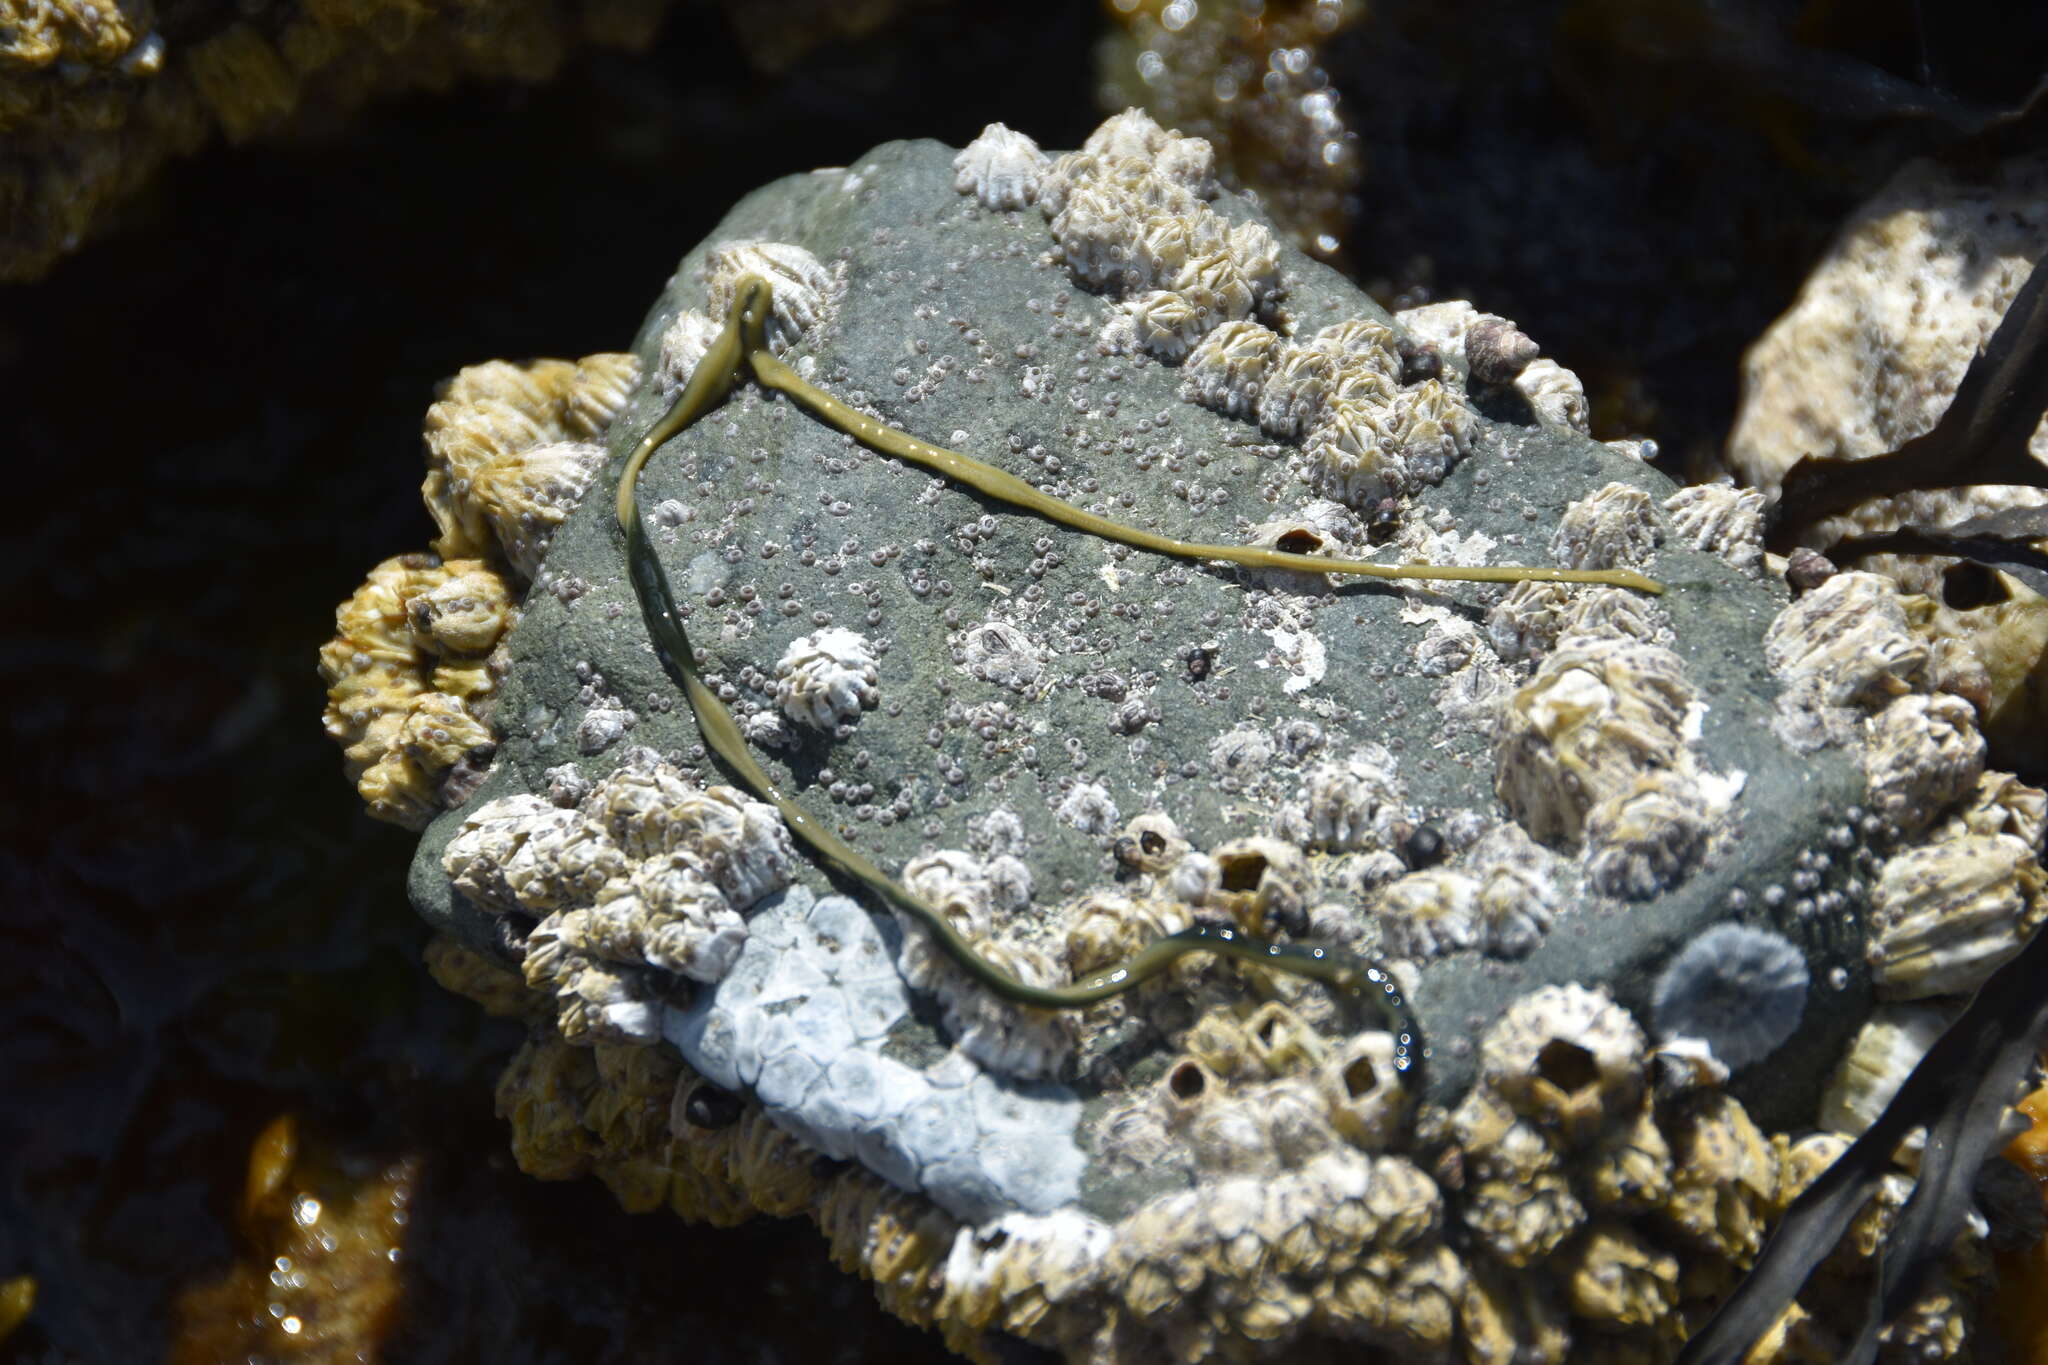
[389,123,1919,1361]
[1664,484,1766,574]
[1866,833,2047,999]
[1860,692,1986,836]
[1650,923,1808,1072]
[951,122,1049,211]
[704,240,833,354]
[773,628,880,731]
[1479,984,1646,1146]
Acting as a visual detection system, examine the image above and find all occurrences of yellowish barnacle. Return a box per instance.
[1494,636,1696,847]
[1866,832,2047,998]
[1558,1221,1680,1330]
[1861,692,1986,835]
[1479,984,1647,1147]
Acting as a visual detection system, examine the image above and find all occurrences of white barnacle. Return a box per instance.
[592,849,747,983]
[443,793,557,914]
[1311,318,1403,386]
[1663,484,1765,574]
[1228,220,1283,306]
[1582,772,1711,900]
[1299,744,1404,851]
[1169,249,1256,325]
[1861,692,1985,835]
[1385,379,1476,485]
[1120,289,1210,361]
[1515,358,1591,433]
[1256,341,1338,440]
[1763,571,1930,751]
[656,308,722,402]
[961,620,1048,690]
[703,240,833,354]
[471,439,607,580]
[1180,319,1281,420]
[1056,781,1121,837]
[1081,107,1218,198]
[1376,869,1483,959]
[1650,922,1809,1070]
[1551,482,1661,574]
[774,627,880,731]
[1479,983,1647,1146]
[952,121,1050,210]
[1304,398,1408,508]
[1867,832,2046,999]
[1048,182,1143,292]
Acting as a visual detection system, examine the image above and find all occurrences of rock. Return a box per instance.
[363,118,2036,1361]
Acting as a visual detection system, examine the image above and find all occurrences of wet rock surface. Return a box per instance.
[413,136,1865,1175]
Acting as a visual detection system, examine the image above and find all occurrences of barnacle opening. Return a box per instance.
[1537,1039,1599,1096]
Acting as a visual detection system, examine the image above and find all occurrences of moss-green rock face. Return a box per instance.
[413,135,1871,1194]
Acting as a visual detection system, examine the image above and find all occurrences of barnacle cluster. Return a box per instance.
[1727,148,2048,768]
[443,747,796,1044]
[319,350,639,827]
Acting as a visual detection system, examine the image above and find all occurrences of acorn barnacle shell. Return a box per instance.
[1764,570,1930,750]
[1494,636,1696,847]
[1867,832,2047,998]
[1581,772,1710,901]
[1550,482,1660,574]
[1663,484,1765,574]
[1818,1003,1953,1136]
[657,308,721,402]
[952,121,1050,210]
[703,240,832,354]
[1650,922,1809,1071]
[1080,107,1218,199]
[1299,744,1405,852]
[1479,984,1647,1146]
[470,439,607,581]
[1305,398,1411,508]
[1376,869,1483,960]
[1113,810,1190,876]
[1513,358,1592,433]
[773,627,880,731]
[1255,341,1338,440]
[1180,319,1281,420]
[1861,692,1985,836]
[1319,1032,1413,1152]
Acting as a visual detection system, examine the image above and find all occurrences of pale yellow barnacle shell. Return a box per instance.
[443,793,556,914]
[1933,768,2048,846]
[704,240,832,353]
[903,848,998,941]
[1469,823,1562,957]
[1580,1102,1674,1214]
[1764,570,1931,751]
[1319,1032,1411,1152]
[1664,483,1766,574]
[1550,481,1661,573]
[1861,692,1986,835]
[1479,984,1647,1147]
[582,749,704,859]
[1065,889,1191,978]
[1209,835,1310,927]
[1494,636,1696,847]
[1581,772,1711,900]
[1656,1091,1778,1262]
[1557,1221,1678,1329]
[471,439,607,581]
[1817,1003,1952,1136]
[1169,247,1256,324]
[588,848,745,983]
[1311,319,1402,383]
[664,785,797,909]
[1513,358,1591,432]
[1112,810,1189,876]
[773,626,879,731]
[1866,832,2047,998]
[1255,340,1337,439]
[1305,396,1409,508]
[1240,999,1326,1077]
[1131,211,1227,290]
[1082,107,1218,199]
[1047,181,1143,291]
[1180,318,1281,419]
[1485,580,1572,664]
[951,121,1050,211]
[1299,743,1404,851]
[1385,378,1475,484]
[1376,869,1483,959]
[561,352,640,440]
[656,308,721,403]
[501,811,624,913]
[1119,288,1210,361]
[406,560,517,656]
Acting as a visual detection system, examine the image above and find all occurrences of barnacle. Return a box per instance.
[1861,692,1986,835]
[703,241,832,354]
[1866,832,2047,999]
[1478,984,1647,1147]
[951,122,1049,211]
[1513,359,1592,434]
[1816,1003,1953,1137]
[1375,870,1483,960]
[1299,745,1405,852]
[1764,569,1931,751]
[1550,482,1661,574]
[773,628,880,731]
[1665,483,1766,574]
[1180,319,1281,420]
[1581,771,1710,900]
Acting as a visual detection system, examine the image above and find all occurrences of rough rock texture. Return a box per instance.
[1726,149,2048,768]
[387,130,2035,1361]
